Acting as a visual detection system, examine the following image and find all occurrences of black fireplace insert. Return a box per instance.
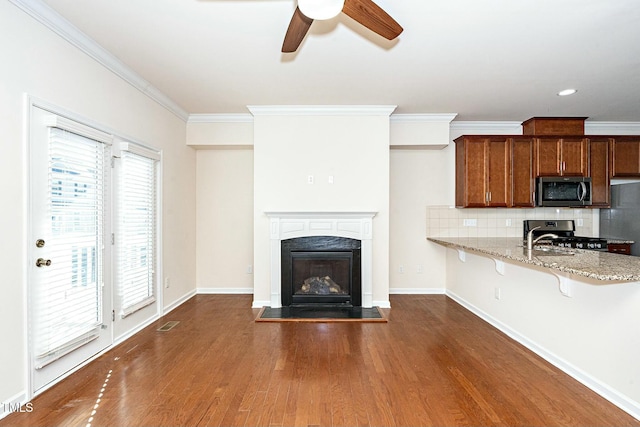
[281,236,361,307]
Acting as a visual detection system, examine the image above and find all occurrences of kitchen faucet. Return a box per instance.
[526,226,559,251]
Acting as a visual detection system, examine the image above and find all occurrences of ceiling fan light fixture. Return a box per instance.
[557,88,578,96]
[298,0,345,20]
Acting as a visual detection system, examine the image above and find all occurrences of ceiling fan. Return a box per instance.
[282,0,403,52]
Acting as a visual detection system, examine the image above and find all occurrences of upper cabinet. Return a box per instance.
[455,136,534,208]
[455,136,511,208]
[511,137,535,207]
[534,137,588,177]
[610,137,640,177]
[588,137,611,207]
[454,118,638,208]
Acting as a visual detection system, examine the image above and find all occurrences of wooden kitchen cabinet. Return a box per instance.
[607,243,632,255]
[511,137,535,207]
[455,136,511,208]
[588,137,611,207]
[610,137,640,177]
[535,137,588,177]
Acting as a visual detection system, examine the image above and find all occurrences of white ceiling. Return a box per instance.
[38,0,640,121]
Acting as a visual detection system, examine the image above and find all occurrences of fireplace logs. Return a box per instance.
[298,276,345,295]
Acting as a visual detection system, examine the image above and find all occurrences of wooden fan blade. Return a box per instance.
[342,0,403,40]
[282,7,314,52]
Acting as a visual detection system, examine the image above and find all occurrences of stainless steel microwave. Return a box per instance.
[536,176,592,207]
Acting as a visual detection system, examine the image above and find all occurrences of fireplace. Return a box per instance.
[281,236,361,306]
[265,212,375,308]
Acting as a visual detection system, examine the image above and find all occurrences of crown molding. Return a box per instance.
[9,0,189,122]
[188,114,254,124]
[247,105,397,116]
[450,121,523,134]
[391,113,457,123]
[451,120,640,135]
[189,111,459,123]
[585,122,640,135]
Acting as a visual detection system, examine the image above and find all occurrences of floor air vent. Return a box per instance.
[157,321,179,331]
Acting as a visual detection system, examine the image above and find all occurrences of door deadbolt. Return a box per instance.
[36,258,52,267]
[36,239,45,248]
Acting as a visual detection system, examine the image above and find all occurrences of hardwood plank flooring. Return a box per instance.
[2,294,638,427]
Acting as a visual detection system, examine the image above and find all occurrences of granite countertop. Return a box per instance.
[428,237,640,282]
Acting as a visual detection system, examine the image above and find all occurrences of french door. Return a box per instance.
[28,103,160,394]
[29,106,113,392]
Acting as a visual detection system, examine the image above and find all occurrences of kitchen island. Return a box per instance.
[428,237,640,282]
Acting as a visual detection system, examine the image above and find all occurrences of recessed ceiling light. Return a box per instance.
[557,89,577,96]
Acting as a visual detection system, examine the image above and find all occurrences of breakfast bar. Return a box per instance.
[428,237,640,282]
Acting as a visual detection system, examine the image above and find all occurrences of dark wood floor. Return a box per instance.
[3,295,638,427]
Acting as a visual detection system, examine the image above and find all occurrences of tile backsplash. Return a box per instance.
[426,206,597,239]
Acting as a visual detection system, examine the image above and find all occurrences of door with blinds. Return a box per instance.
[29,106,113,392]
[29,105,160,393]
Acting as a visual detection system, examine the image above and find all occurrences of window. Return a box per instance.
[116,143,160,317]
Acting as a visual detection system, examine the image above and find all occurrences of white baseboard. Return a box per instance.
[0,391,30,420]
[252,299,271,308]
[445,290,640,421]
[373,300,391,308]
[390,287,446,294]
[163,289,196,315]
[196,287,253,295]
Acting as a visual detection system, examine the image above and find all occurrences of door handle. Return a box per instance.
[36,258,52,267]
[578,182,586,201]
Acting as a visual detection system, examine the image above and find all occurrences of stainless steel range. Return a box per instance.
[523,220,608,251]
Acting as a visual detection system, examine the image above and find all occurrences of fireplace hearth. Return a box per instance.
[281,236,361,307]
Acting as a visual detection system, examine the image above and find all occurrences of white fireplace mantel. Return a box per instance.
[265,211,377,308]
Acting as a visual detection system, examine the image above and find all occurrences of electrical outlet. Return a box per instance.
[576,218,584,226]
[494,287,501,300]
[307,175,314,184]
[506,218,512,227]
[399,265,404,274]
[164,277,170,289]
[417,265,423,274]
[246,265,253,274]
[328,175,334,184]
[463,219,477,227]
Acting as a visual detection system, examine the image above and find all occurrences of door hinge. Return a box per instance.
[111,157,116,168]
[111,233,115,245]
[112,310,115,322]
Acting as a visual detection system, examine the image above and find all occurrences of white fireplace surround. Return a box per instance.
[265,211,376,308]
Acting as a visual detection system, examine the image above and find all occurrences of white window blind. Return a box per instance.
[34,127,107,367]
[117,145,158,317]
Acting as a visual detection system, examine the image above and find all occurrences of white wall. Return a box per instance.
[0,1,196,406]
[251,110,391,306]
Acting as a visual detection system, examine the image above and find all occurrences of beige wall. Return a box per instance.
[191,115,457,299]
[389,146,454,292]
[0,1,196,406]
[196,148,254,292]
